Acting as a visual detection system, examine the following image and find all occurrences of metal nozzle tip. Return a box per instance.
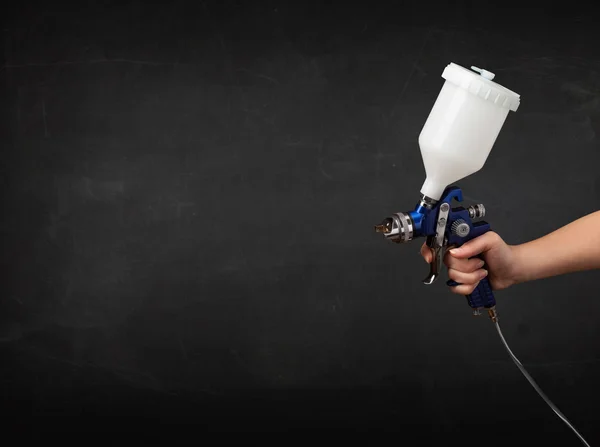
[374,224,387,233]
[374,218,393,234]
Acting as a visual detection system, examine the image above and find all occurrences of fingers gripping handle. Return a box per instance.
[446,247,497,312]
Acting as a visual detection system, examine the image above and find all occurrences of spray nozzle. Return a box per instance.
[374,219,393,234]
[373,213,415,244]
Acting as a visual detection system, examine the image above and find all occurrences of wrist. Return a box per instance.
[509,243,532,285]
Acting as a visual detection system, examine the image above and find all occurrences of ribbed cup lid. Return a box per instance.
[442,63,520,112]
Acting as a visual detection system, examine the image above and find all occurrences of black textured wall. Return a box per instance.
[2,2,599,444]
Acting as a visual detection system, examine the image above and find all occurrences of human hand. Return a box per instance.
[420,231,518,295]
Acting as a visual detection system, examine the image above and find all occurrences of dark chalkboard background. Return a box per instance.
[2,1,600,444]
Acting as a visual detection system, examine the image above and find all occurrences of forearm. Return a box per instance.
[512,210,600,283]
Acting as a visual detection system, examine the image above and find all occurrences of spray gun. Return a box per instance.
[374,63,520,321]
[373,63,591,446]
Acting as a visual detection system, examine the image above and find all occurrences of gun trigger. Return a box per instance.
[423,237,449,285]
[423,202,451,285]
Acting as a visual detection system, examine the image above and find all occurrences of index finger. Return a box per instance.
[420,242,433,263]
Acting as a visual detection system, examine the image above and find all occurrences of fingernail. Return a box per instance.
[478,260,485,268]
[480,269,488,279]
[449,248,459,254]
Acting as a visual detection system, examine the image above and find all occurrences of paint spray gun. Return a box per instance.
[374,63,519,321]
[373,63,591,446]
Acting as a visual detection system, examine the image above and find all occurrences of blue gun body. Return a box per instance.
[408,186,496,311]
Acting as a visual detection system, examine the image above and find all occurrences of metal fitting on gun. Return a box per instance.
[487,306,498,323]
[468,204,486,219]
[374,212,414,243]
[418,194,438,210]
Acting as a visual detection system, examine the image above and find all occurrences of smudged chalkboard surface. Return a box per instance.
[2,1,599,444]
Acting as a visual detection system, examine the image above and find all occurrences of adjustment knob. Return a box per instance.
[451,219,470,237]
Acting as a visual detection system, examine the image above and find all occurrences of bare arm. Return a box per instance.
[512,211,600,284]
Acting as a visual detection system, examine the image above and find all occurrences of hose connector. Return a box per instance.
[487,306,498,323]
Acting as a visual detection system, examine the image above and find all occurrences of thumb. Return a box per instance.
[449,231,500,259]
